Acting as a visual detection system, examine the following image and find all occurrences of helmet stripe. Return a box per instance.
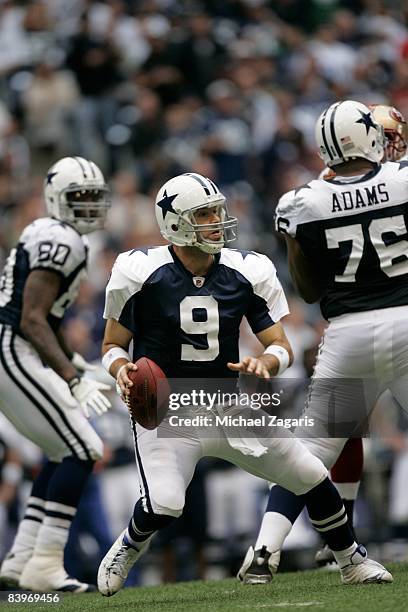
[87,160,96,179]
[208,179,219,195]
[320,108,333,161]
[329,102,344,159]
[72,156,87,178]
[183,173,211,195]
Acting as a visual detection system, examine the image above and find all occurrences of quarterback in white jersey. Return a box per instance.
[97,172,390,596]
[0,157,111,593]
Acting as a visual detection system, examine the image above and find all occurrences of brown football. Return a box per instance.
[126,357,170,430]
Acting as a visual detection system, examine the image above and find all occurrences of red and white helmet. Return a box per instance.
[155,173,238,254]
[315,100,386,168]
[369,104,407,162]
[44,156,110,234]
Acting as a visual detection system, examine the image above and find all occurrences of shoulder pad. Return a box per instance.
[104,246,172,321]
[23,218,86,277]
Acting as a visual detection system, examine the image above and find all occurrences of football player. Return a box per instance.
[315,104,408,568]
[97,172,391,596]
[0,157,112,592]
[238,99,408,584]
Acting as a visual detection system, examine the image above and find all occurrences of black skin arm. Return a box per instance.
[285,235,323,304]
[55,328,73,360]
[20,269,77,382]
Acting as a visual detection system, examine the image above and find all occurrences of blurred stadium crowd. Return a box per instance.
[1,0,408,586]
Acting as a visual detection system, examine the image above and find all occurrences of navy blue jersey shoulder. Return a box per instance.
[119,247,275,378]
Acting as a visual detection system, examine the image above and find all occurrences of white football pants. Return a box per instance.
[0,324,103,462]
[131,415,327,518]
[296,305,408,469]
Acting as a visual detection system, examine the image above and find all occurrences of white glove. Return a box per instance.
[71,352,97,373]
[69,376,111,418]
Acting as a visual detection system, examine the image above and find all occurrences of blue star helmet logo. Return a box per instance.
[156,190,178,219]
[356,110,377,135]
[46,171,58,185]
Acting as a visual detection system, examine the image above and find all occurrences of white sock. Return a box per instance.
[255,512,292,553]
[334,482,360,500]
[332,542,358,568]
[33,502,75,557]
[3,497,45,570]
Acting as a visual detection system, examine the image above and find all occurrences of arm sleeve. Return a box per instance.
[246,254,289,333]
[103,254,142,333]
[275,191,299,238]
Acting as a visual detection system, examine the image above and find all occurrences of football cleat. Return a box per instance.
[0,575,20,590]
[0,551,29,590]
[340,545,393,584]
[315,544,338,569]
[19,555,95,593]
[237,545,280,585]
[98,529,151,596]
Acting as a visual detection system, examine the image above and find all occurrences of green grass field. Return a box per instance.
[1,563,407,612]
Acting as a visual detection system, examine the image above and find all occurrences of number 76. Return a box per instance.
[325,215,408,282]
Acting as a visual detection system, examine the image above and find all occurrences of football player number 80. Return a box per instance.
[326,215,408,282]
[38,241,71,266]
[180,295,219,361]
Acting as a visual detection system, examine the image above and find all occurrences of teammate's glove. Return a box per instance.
[71,352,97,373]
[68,376,111,418]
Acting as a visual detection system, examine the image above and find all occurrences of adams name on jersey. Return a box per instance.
[104,245,288,379]
[0,217,88,335]
[275,161,408,319]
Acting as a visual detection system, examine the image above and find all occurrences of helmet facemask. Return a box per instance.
[383,128,407,161]
[177,201,238,254]
[60,184,111,234]
[44,157,110,234]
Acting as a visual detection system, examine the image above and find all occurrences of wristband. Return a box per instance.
[102,347,131,375]
[263,345,290,376]
[2,462,23,485]
[68,376,81,392]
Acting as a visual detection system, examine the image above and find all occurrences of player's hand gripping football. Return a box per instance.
[71,352,97,373]
[227,356,272,379]
[69,376,112,418]
[115,362,138,403]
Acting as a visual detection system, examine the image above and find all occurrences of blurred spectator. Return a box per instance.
[65,10,122,166]
[20,60,79,173]
[128,88,165,185]
[201,79,252,186]
[176,10,226,98]
[108,170,161,248]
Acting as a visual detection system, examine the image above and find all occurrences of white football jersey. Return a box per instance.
[0,217,88,332]
[275,160,408,318]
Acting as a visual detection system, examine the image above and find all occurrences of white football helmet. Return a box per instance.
[315,100,386,168]
[44,157,110,234]
[155,173,238,254]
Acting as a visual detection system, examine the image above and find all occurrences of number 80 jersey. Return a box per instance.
[104,245,288,378]
[0,217,88,334]
[275,161,408,319]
